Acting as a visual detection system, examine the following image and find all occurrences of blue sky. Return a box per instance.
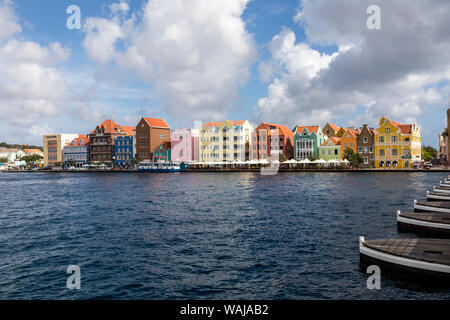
[1,0,449,148]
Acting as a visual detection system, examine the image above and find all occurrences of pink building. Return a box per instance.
[171,129,199,162]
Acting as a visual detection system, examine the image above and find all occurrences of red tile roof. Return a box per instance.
[121,126,135,136]
[65,135,90,147]
[90,119,122,134]
[389,119,413,134]
[322,137,341,146]
[256,123,294,137]
[327,123,341,133]
[143,117,170,128]
[296,125,320,135]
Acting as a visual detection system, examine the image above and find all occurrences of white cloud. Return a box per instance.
[0,0,21,40]
[82,0,256,121]
[255,0,450,137]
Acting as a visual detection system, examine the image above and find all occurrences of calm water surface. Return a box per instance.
[0,172,448,299]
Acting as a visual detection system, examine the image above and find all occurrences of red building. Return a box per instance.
[251,123,294,160]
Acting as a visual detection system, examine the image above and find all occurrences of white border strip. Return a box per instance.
[359,236,450,274]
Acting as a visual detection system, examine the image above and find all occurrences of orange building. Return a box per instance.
[340,127,360,159]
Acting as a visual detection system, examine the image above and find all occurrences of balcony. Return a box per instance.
[402,155,412,159]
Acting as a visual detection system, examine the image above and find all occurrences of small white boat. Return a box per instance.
[433,185,450,194]
[360,236,450,281]
[414,200,450,213]
[397,210,450,237]
[427,190,450,201]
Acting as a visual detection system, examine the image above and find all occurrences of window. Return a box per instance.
[385,128,390,133]
[350,143,353,148]
[392,136,397,142]
[328,149,331,155]
[364,157,368,164]
[334,149,338,155]
[405,137,410,142]
[369,146,373,153]
[379,149,385,156]
[358,147,362,153]
[392,149,398,156]
[344,143,347,148]
[379,136,384,143]
[363,137,368,143]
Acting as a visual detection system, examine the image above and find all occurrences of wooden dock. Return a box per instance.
[360,237,450,281]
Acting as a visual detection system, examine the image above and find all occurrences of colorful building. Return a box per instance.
[153,142,171,162]
[135,117,171,161]
[63,135,90,167]
[340,127,359,159]
[293,125,326,160]
[322,123,342,138]
[114,136,133,168]
[319,137,341,160]
[88,120,134,165]
[357,124,375,168]
[374,116,421,168]
[171,128,200,162]
[201,120,253,162]
[43,134,79,167]
[251,123,294,160]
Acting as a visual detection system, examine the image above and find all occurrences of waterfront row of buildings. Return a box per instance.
[43,115,422,169]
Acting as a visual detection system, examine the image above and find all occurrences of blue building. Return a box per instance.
[114,136,133,168]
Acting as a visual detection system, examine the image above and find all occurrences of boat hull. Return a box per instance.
[359,237,450,282]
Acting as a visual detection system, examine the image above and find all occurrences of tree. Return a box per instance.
[279,153,288,162]
[0,157,9,164]
[65,159,77,168]
[422,146,437,161]
[344,147,364,168]
[22,154,43,167]
[132,157,141,168]
[308,154,318,161]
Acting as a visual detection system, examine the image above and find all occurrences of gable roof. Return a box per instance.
[325,123,341,132]
[296,125,320,135]
[143,117,170,128]
[120,126,135,136]
[321,137,341,146]
[91,120,121,134]
[257,122,294,137]
[385,118,413,134]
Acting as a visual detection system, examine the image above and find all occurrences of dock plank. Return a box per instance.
[400,212,450,224]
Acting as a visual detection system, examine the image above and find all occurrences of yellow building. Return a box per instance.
[43,134,78,167]
[374,116,421,168]
[200,120,253,162]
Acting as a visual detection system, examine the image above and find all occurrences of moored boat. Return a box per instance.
[433,185,450,194]
[397,210,450,237]
[359,237,450,281]
[427,190,450,201]
[439,181,450,188]
[414,200,450,213]
[138,161,181,173]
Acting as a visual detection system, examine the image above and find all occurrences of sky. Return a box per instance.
[1,0,449,148]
